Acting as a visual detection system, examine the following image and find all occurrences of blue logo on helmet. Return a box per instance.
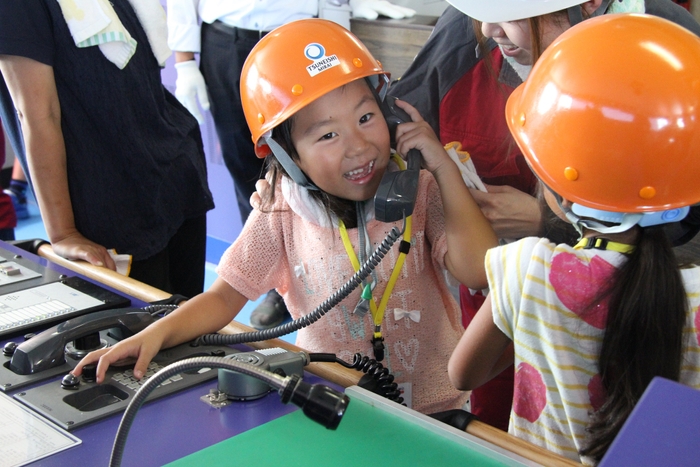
[305,43,325,61]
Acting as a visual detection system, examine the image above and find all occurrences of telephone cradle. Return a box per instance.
[14,339,240,431]
[0,306,241,430]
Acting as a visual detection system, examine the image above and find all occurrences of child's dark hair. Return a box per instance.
[536,184,579,246]
[259,115,359,228]
[580,225,688,462]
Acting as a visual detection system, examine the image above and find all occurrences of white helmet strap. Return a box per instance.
[551,190,689,239]
[552,191,642,239]
[564,207,643,239]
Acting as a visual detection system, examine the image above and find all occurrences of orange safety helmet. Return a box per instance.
[241,18,389,160]
[506,14,700,217]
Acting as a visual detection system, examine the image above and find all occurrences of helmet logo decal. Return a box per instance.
[304,43,340,77]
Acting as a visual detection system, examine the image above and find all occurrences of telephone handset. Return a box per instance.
[374,95,422,223]
[9,307,157,375]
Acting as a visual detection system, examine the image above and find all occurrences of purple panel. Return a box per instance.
[600,377,700,467]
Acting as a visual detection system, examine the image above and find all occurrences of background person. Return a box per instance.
[0,120,16,240]
[0,0,214,298]
[167,0,316,329]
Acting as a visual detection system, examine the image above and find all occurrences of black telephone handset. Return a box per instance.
[9,307,157,375]
[375,96,422,223]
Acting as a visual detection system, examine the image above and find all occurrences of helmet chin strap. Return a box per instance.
[564,207,642,238]
[551,191,642,239]
[264,134,318,190]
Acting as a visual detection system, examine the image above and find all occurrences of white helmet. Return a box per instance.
[445,0,586,23]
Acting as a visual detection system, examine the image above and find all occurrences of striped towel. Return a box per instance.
[57,0,171,69]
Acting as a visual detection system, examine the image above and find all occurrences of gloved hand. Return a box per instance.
[349,0,416,20]
[174,60,210,124]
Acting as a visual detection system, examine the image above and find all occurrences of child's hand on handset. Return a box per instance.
[71,325,167,384]
[392,99,452,175]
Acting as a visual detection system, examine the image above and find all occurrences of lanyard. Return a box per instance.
[338,154,413,360]
[339,215,412,329]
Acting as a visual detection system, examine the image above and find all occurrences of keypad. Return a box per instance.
[110,362,184,390]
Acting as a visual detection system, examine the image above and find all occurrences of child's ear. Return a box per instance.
[581,0,605,16]
[559,197,574,210]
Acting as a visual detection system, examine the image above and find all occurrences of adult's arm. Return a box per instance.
[166,1,209,122]
[166,0,203,53]
[646,0,700,35]
[0,55,115,269]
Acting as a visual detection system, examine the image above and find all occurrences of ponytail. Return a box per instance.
[581,226,687,462]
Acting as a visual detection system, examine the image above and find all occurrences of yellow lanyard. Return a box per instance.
[574,237,635,254]
[338,155,413,341]
[338,216,412,339]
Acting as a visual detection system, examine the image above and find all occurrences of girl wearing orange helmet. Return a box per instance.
[391,0,700,431]
[74,19,498,414]
[448,14,700,463]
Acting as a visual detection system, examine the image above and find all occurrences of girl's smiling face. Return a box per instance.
[292,79,391,202]
[481,14,570,66]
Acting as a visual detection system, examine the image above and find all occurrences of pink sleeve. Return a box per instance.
[215,206,292,301]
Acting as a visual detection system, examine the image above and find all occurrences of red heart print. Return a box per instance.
[513,362,547,423]
[550,252,616,329]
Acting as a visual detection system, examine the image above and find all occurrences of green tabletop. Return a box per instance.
[168,387,527,467]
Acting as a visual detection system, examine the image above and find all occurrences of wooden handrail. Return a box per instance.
[37,244,171,303]
[37,243,582,467]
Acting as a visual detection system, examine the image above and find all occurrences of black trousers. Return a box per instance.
[129,214,207,299]
[200,21,267,225]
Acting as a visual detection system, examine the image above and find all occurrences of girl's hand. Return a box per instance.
[72,327,165,384]
[249,179,270,211]
[392,99,452,175]
[71,281,247,385]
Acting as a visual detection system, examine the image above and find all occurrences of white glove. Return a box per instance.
[174,60,210,124]
[349,0,416,20]
[444,142,487,192]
